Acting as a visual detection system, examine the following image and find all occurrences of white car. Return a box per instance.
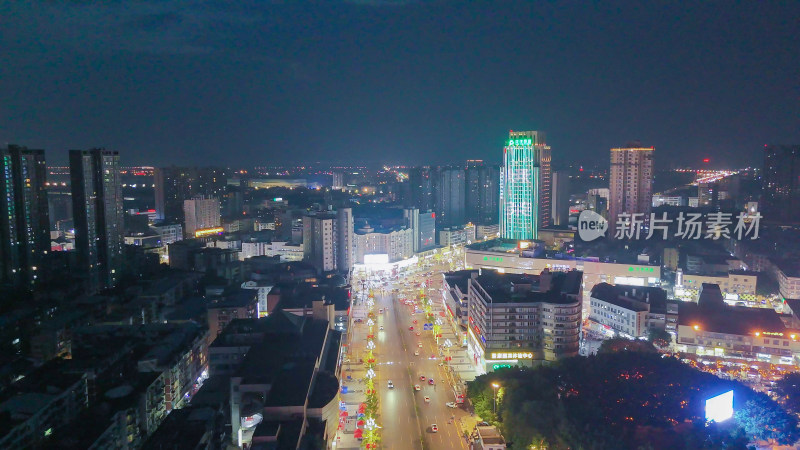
[424,396,430,403]
[388,380,394,389]
[379,326,384,330]
[431,424,438,432]
[445,402,456,408]
[414,385,421,391]
[414,350,420,356]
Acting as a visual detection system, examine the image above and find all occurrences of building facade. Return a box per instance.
[0,145,50,287]
[500,131,551,240]
[183,195,221,238]
[336,207,354,271]
[551,170,570,227]
[608,144,654,236]
[435,167,466,229]
[303,213,337,273]
[408,166,435,212]
[467,270,582,372]
[353,225,414,263]
[762,145,800,224]
[465,161,499,226]
[70,148,124,292]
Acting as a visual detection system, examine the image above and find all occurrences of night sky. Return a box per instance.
[1,1,797,168]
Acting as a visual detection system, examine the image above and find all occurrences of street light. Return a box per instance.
[492,382,500,415]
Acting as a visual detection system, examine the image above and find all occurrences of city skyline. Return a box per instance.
[2,2,798,168]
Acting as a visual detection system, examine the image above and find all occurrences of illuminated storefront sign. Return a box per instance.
[483,256,503,262]
[628,266,655,272]
[195,227,224,238]
[489,351,533,360]
[492,364,512,370]
[761,331,784,337]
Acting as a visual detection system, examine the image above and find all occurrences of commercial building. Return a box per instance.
[589,283,676,338]
[465,161,499,226]
[762,145,800,224]
[608,143,654,236]
[466,239,661,306]
[772,260,800,300]
[439,224,476,247]
[227,311,341,448]
[353,224,414,263]
[240,240,303,262]
[70,148,124,292]
[183,195,221,238]
[676,285,800,365]
[435,166,466,229]
[466,269,582,372]
[404,208,437,252]
[0,145,50,287]
[152,222,183,245]
[551,170,571,227]
[652,195,686,207]
[441,270,478,346]
[675,269,758,302]
[500,130,551,240]
[475,223,500,241]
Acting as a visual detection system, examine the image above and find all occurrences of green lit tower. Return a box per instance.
[499,131,551,240]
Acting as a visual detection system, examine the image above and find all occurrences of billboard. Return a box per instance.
[364,254,389,265]
[705,390,734,423]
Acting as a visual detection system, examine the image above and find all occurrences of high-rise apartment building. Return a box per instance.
[183,196,221,238]
[762,145,800,224]
[608,143,654,236]
[500,131,551,240]
[465,161,500,226]
[336,207,354,271]
[408,166,435,212]
[403,207,436,253]
[154,167,228,223]
[551,170,571,227]
[0,145,50,287]
[332,171,344,190]
[435,167,465,229]
[70,149,124,292]
[303,213,337,273]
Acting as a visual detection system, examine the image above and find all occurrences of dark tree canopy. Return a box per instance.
[468,351,796,449]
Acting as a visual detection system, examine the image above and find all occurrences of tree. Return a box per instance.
[774,372,800,415]
[597,337,658,354]
[735,394,800,445]
[647,327,673,349]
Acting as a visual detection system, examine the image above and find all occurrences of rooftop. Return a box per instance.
[678,302,788,335]
[590,283,668,313]
[474,269,582,305]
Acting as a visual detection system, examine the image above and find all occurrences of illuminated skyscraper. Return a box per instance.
[608,143,654,236]
[499,131,551,240]
[70,148,123,292]
[0,145,50,287]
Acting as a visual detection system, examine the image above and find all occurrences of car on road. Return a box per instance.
[413,320,417,324]
[379,326,384,330]
[431,424,438,432]
[428,378,434,385]
[424,396,430,403]
[409,326,414,331]
[445,402,456,408]
[418,342,423,348]
[387,380,394,389]
[414,350,420,356]
[419,375,426,381]
[414,385,421,391]
[429,355,436,360]
[415,331,421,336]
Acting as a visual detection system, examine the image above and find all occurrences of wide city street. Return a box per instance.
[346,250,473,449]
